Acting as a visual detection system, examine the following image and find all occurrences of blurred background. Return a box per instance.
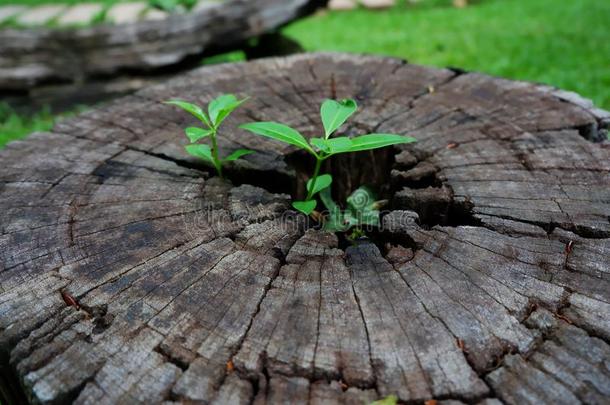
[1,0,609,147]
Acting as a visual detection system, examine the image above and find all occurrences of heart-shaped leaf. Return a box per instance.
[320,99,357,138]
[223,149,254,162]
[185,144,214,164]
[306,174,332,197]
[348,134,417,152]
[208,94,248,128]
[240,122,315,154]
[292,200,317,215]
[185,127,213,143]
[165,100,211,128]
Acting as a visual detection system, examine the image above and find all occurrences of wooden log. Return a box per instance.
[0,0,324,89]
[0,53,609,404]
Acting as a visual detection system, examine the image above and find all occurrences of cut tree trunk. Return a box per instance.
[1,53,609,405]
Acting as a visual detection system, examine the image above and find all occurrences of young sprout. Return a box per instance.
[320,186,387,233]
[240,99,416,220]
[166,94,253,178]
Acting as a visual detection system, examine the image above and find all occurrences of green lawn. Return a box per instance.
[285,0,610,110]
[0,0,609,147]
[0,105,52,147]
[0,104,83,147]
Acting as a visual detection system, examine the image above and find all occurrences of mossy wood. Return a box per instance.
[1,53,609,404]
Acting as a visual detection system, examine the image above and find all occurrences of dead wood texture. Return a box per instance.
[1,53,609,405]
[0,0,323,90]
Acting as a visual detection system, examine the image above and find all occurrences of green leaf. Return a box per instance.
[165,100,211,128]
[347,186,377,211]
[185,144,214,164]
[325,137,353,154]
[320,186,382,232]
[320,99,357,138]
[323,212,352,232]
[292,200,317,215]
[310,137,354,155]
[319,187,338,214]
[370,394,398,405]
[223,149,254,162]
[323,215,350,232]
[150,0,178,11]
[185,127,212,143]
[306,174,332,197]
[152,0,196,11]
[348,134,417,152]
[342,211,361,228]
[346,187,381,228]
[322,214,349,232]
[320,187,350,232]
[208,94,247,128]
[240,122,315,154]
[357,208,381,227]
[310,137,330,153]
[347,186,380,226]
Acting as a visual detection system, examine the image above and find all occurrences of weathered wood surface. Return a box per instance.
[4,32,306,115]
[1,53,609,404]
[0,0,324,90]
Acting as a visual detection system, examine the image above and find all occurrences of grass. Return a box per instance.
[284,0,610,110]
[0,104,54,148]
[0,0,608,147]
[0,103,83,148]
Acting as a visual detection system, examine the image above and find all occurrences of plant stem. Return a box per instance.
[306,157,323,200]
[210,131,223,178]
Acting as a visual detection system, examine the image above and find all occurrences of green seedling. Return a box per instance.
[240,99,416,216]
[320,186,387,233]
[166,94,253,178]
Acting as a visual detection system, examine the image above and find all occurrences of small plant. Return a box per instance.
[320,186,387,233]
[166,94,253,178]
[240,99,416,224]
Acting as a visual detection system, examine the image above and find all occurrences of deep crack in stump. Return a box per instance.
[1,53,609,405]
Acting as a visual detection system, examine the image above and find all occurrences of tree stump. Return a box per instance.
[1,53,609,404]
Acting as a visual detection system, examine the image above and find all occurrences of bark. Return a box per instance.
[0,53,609,404]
